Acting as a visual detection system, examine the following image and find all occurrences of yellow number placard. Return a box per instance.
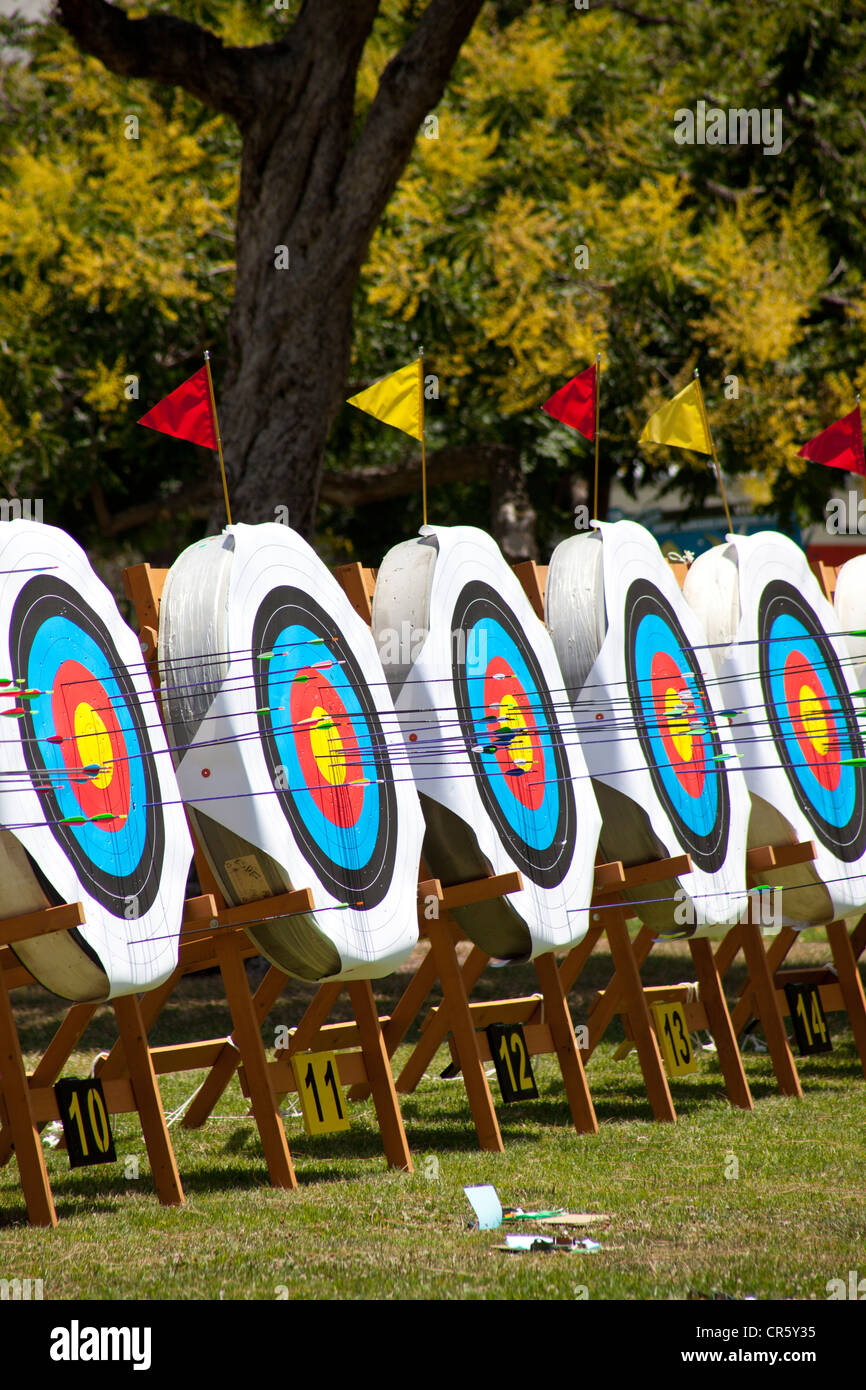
[290,1051,350,1136]
[650,1002,697,1077]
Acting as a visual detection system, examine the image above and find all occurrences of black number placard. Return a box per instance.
[486,1023,538,1102]
[784,983,832,1056]
[54,1078,117,1168]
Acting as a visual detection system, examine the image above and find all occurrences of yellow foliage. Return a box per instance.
[692,189,827,369]
[81,360,130,418]
[0,46,235,321]
[0,398,22,461]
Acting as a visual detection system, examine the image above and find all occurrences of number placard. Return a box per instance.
[290,1051,350,1136]
[54,1078,117,1169]
[784,983,833,1056]
[650,1002,697,1077]
[485,1023,539,1102]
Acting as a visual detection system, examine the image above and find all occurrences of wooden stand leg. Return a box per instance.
[97,969,182,1081]
[688,939,753,1111]
[825,919,866,1081]
[606,915,676,1123]
[112,994,184,1207]
[396,944,489,1095]
[738,923,802,1098]
[347,982,413,1172]
[0,1001,96,1167]
[850,912,866,961]
[425,917,503,1153]
[215,935,298,1189]
[585,925,655,1057]
[184,964,290,1129]
[729,927,797,1035]
[0,977,57,1227]
[557,924,603,995]
[349,948,440,1101]
[533,952,598,1135]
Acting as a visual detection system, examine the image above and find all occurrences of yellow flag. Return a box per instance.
[347,359,422,441]
[639,379,712,455]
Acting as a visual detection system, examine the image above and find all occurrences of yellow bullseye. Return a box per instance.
[498,692,534,772]
[798,683,829,756]
[73,703,114,788]
[665,687,693,762]
[309,704,346,785]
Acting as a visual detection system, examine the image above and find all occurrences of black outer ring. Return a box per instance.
[758,579,866,862]
[252,586,398,909]
[624,577,730,874]
[10,575,165,918]
[451,580,577,888]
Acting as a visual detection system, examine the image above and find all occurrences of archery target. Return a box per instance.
[159,523,422,982]
[685,533,866,924]
[372,525,601,958]
[546,521,751,937]
[0,521,191,1000]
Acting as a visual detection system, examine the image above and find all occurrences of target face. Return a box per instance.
[252,586,397,908]
[547,521,751,934]
[373,525,601,957]
[452,581,576,887]
[0,521,191,1000]
[164,523,423,981]
[625,578,729,873]
[759,580,866,861]
[10,575,165,916]
[683,530,866,923]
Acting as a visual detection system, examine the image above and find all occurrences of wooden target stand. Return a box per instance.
[668,557,866,1091]
[702,557,866,1087]
[0,903,186,1228]
[110,560,414,1185]
[538,555,866,1100]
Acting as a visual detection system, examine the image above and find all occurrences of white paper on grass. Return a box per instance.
[563,521,751,930]
[174,523,423,980]
[377,524,602,954]
[0,521,191,997]
[686,531,866,918]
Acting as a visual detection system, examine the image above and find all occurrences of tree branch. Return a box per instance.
[320,443,514,508]
[55,0,290,125]
[334,0,485,251]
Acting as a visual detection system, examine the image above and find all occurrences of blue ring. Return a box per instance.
[267,624,380,871]
[26,616,147,876]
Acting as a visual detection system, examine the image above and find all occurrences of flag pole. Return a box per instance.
[593,352,601,519]
[204,349,232,526]
[858,393,865,508]
[419,347,427,527]
[694,368,733,535]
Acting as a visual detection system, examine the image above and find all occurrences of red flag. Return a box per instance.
[798,405,865,476]
[541,364,597,440]
[138,366,216,448]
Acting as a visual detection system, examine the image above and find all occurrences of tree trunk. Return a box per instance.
[488,447,538,562]
[57,0,487,540]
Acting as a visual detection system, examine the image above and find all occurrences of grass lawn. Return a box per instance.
[2,936,865,1302]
